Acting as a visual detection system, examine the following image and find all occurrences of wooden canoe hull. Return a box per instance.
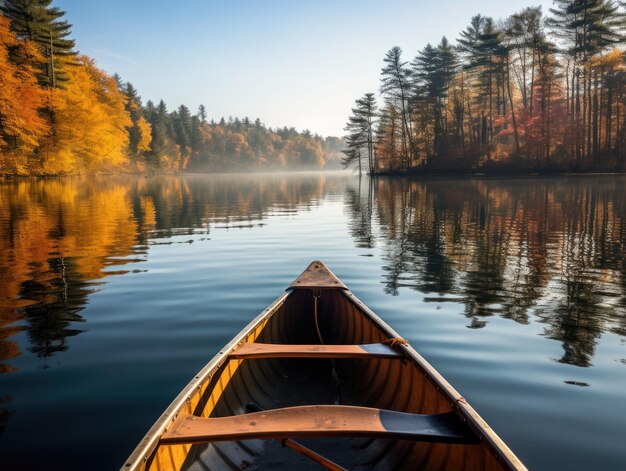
[122,263,526,471]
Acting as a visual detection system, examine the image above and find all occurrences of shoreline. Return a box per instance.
[2,169,625,181]
[0,168,349,181]
[370,169,626,179]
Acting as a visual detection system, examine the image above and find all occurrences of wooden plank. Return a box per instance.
[229,343,403,360]
[244,404,347,471]
[161,405,478,445]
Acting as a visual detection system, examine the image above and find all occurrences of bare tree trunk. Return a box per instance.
[506,60,521,156]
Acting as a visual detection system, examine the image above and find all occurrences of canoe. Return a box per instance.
[122,261,526,471]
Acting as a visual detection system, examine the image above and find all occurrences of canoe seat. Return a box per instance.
[161,405,478,445]
[229,342,403,360]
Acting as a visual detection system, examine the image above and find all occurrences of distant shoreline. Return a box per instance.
[3,169,626,183]
[370,170,626,179]
[0,168,351,181]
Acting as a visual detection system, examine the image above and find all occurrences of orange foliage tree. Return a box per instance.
[0,16,48,174]
[37,57,132,174]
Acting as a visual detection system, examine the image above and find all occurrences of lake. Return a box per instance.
[0,173,625,470]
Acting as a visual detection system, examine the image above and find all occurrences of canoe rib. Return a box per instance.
[229,342,403,360]
[160,406,478,445]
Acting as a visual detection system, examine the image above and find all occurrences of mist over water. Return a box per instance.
[0,173,625,470]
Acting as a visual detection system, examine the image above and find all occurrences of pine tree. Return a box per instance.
[1,0,77,87]
[343,94,377,174]
[144,100,169,166]
[458,15,508,150]
[341,132,365,176]
[198,104,207,123]
[173,104,192,153]
[122,82,144,159]
[411,37,458,160]
[380,47,416,167]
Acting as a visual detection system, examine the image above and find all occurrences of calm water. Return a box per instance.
[0,173,625,470]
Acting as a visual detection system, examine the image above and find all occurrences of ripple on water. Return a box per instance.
[0,174,625,470]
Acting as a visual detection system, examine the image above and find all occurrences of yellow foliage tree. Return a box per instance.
[0,17,48,174]
[39,57,132,174]
[136,117,152,153]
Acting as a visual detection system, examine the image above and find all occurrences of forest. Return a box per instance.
[0,1,341,176]
[344,1,626,174]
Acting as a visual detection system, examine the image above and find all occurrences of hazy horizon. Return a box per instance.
[57,0,553,137]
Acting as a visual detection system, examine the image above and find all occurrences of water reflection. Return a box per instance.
[2,175,624,379]
[347,177,626,367]
[0,174,340,378]
[1,174,626,469]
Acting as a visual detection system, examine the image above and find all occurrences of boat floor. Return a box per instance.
[181,358,412,470]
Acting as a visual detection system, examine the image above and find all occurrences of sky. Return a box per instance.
[56,0,554,136]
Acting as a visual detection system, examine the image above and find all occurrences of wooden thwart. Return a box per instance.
[161,405,477,445]
[229,343,403,360]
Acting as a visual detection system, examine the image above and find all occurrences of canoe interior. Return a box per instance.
[142,289,511,471]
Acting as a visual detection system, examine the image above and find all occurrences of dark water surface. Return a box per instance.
[0,173,625,470]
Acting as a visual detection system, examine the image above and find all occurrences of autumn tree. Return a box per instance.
[375,102,401,171]
[38,57,132,173]
[0,0,340,175]
[350,2,626,173]
[548,0,622,166]
[0,16,48,174]
[120,81,151,162]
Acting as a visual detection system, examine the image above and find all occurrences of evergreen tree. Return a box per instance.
[411,37,458,160]
[173,104,192,152]
[458,15,508,149]
[342,94,378,174]
[197,104,207,123]
[1,0,76,87]
[380,46,415,167]
[144,100,169,165]
[122,82,143,158]
[341,132,365,175]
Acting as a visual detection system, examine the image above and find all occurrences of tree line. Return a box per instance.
[133,97,344,171]
[0,0,340,176]
[344,1,626,174]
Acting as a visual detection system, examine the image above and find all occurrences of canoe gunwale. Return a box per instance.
[121,265,527,471]
[341,289,527,471]
[121,291,291,471]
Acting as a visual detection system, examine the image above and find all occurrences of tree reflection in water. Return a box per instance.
[0,174,625,440]
[0,174,338,377]
[347,177,626,367]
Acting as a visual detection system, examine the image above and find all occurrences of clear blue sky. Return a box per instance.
[56,0,553,136]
